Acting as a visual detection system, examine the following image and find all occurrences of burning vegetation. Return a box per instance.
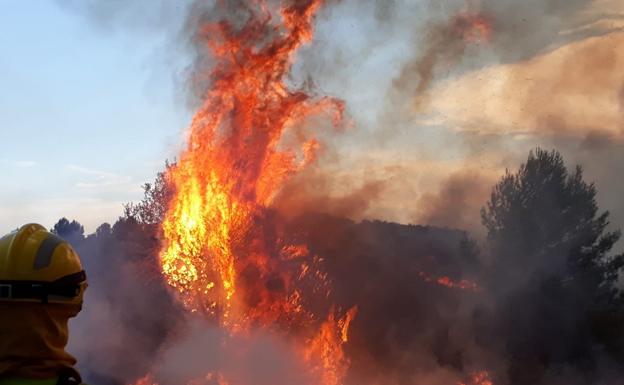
[51,1,624,385]
[66,147,624,385]
[156,1,356,384]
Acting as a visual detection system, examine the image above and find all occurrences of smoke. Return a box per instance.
[416,170,494,236]
[54,1,624,384]
[342,0,624,111]
[283,213,486,385]
[56,0,624,233]
[550,132,624,251]
[417,29,624,248]
[399,0,623,89]
[388,9,493,117]
[272,163,386,222]
[64,198,623,385]
[365,0,624,242]
[423,31,624,138]
[66,220,322,385]
[282,0,624,237]
[67,221,183,385]
[64,211,494,385]
[149,319,316,385]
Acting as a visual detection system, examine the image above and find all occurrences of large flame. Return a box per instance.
[158,1,353,384]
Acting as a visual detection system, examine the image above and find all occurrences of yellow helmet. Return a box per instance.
[0,223,87,305]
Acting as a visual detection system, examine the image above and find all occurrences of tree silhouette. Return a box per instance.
[480,148,624,384]
[124,162,174,225]
[94,223,112,240]
[51,217,85,245]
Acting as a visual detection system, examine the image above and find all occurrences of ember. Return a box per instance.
[418,271,481,292]
[459,371,493,385]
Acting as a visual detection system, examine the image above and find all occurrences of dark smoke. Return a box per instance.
[60,209,485,385]
[60,144,624,385]
[549,133,624,251]
[273,167,387,222]
[379,0,624,127]
[286,213,484,385]
[417,170,494,236]
[52,165,491,385]
[389,8,494,114]
[392,0,623,86]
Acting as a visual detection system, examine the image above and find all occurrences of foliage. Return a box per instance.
[480,148,624,384]
[51,217,85,244]
[123,161,175,225]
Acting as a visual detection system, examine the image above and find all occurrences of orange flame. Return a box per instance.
[160,0,343,323]
[203,373,230,385]
[131,375,156,385]
[157,1,353,384]
[305,307,358,385]
[418,272,482,292]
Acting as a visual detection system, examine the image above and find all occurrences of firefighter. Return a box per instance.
[0,224,88,385]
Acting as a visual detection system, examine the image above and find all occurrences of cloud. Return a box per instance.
[66,164,122,178]
[0,158,38,168]
[65,164,137,190]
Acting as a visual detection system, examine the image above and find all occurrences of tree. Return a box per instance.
[94,223,112,239]
[124,162,174,225]
[480,148,624,384]
[482,148,623,291]
[52,217,85,245]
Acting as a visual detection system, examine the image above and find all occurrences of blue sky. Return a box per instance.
[0,1,188,232]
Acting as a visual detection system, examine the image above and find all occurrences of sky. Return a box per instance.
[1,0,623,252]
[0,1,187,233]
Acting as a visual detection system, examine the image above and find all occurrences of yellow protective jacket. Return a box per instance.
[0,303,82,384]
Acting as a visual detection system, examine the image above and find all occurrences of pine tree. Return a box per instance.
[480,148,624,384]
